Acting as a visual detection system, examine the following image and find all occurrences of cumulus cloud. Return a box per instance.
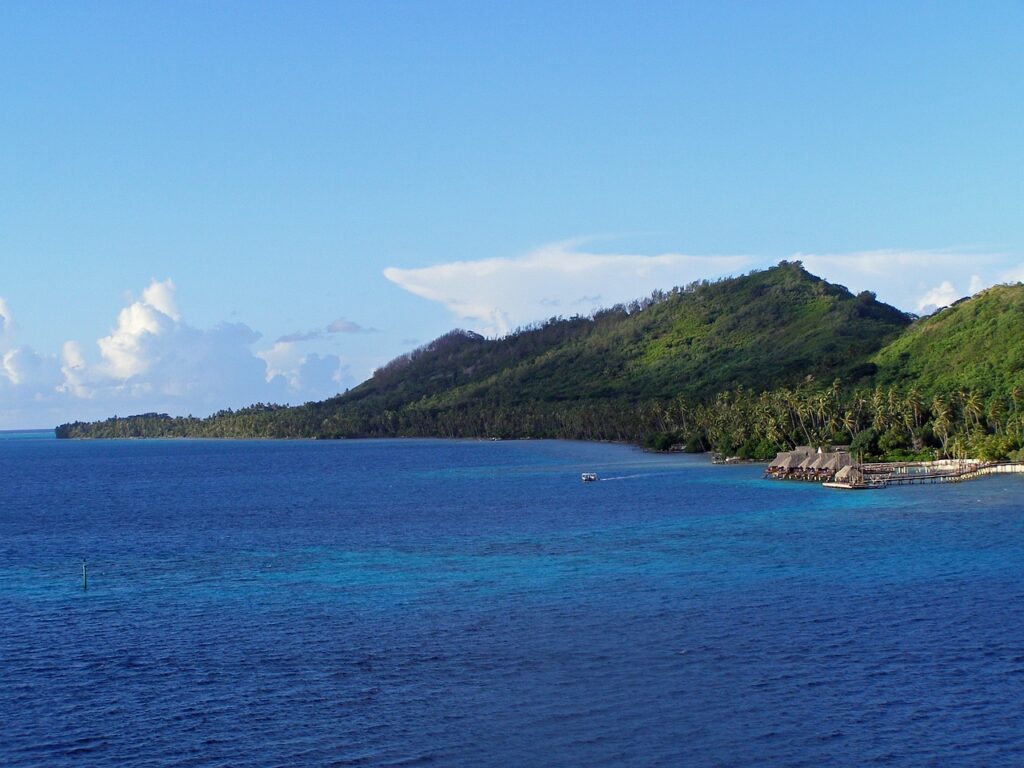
[2,346,62,390]
[795,248,1005,313]
[80,280,356,407]
[384,240,753,335]
[141,278,180,321]
[911,271,1011,315]
[0,297,65,426]
[0,298,62,396]
[96,280,179,379]
[0,280,361,428]
[59,341,90,399]
[257,340,352,395]
[916,281,962,314]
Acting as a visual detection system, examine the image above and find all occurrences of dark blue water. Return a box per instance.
[3,437,1024,766]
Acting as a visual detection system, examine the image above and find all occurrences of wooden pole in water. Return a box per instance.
[82,559,88,591]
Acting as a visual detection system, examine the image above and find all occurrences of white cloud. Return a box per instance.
[81,279,353,407]
[0,280,361,428]
[0,297,12,343]
[141,278,180,321]
[916,280,962,314]
[2,346,61,389]
[0,344,65,429]
[59,341,90,399]
[295,353,352,396]
[257,340,352,396]
[96,284,178,379]
[794,248,1003,312]
[999,262,1024,284]
[384,242,1023,330]
[384,240,753,335]
[0,298,64,417]
[910,270,1016,315]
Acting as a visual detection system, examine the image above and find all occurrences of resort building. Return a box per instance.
[766,446,853,482]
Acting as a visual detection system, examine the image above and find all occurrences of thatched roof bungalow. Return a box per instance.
[766,446,854,481]
[823,452,852,472]
[767,446,853,481]
[833,464,864,485]
[776,454,802,470]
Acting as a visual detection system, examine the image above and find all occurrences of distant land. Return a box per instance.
[57,262,1024,463]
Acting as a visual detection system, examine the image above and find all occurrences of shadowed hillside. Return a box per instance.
[327,260,909,414]
[57,262,914,444]
[59,263,1024,461]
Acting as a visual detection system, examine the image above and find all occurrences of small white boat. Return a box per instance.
[581,472,598,482]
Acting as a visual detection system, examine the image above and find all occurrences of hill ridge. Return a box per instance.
[56,264,1024,462]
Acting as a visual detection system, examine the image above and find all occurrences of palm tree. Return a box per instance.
[840,410,858,442]
[962,389,984,430]
[987,397,1007,437]
[871,386,888,433]
[906,387,923,429]
[932,395,952,457]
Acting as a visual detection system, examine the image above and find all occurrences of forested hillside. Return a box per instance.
[56,263,1024,461]
[873,284,1024,396]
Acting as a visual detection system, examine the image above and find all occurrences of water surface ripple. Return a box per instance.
[2,437,1023,766]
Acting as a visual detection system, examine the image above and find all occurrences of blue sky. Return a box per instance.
[2,1,1023,428]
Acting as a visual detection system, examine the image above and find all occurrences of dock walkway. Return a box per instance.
[881,461,1024,486]
[766,450,1024,489]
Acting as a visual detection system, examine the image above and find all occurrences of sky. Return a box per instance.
[2,1,1023,428]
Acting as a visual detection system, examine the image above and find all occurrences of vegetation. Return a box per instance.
[56,263,1024,462]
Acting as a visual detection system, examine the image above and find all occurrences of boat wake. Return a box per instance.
[599,474,650,482]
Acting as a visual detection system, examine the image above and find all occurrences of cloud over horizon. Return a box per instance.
[384,240,754,335]
[385,241,1023,333]
[4,242,1023,430]
[793,248,1012,315]
[0,281,362,429]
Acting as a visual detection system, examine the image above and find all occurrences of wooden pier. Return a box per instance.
[880,461,1024,486]
[767,451,1024,490]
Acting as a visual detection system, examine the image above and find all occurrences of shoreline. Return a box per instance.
[767,455,1024,490]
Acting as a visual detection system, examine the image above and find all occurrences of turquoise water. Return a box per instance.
[0,428,55,440]
[2,437,1023,765]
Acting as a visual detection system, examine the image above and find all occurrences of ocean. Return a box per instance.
[2,435,1023,766]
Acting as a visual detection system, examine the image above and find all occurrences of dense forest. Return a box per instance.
[56,262,1024,462]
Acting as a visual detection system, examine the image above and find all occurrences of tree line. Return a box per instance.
[56,378,1024,462]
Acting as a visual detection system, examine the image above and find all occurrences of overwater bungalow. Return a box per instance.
[823,452,851,479]
[766,446,853,483]
[831,464,864,485]
[797,453,817,478]
[766,448,815,478]
[772,453,802,476]
[810,453,829,477]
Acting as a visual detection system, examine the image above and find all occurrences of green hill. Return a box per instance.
[364,260,907,407]
[57,262,1024,460]
[57,262,913,442]
[873,283,1024,397]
